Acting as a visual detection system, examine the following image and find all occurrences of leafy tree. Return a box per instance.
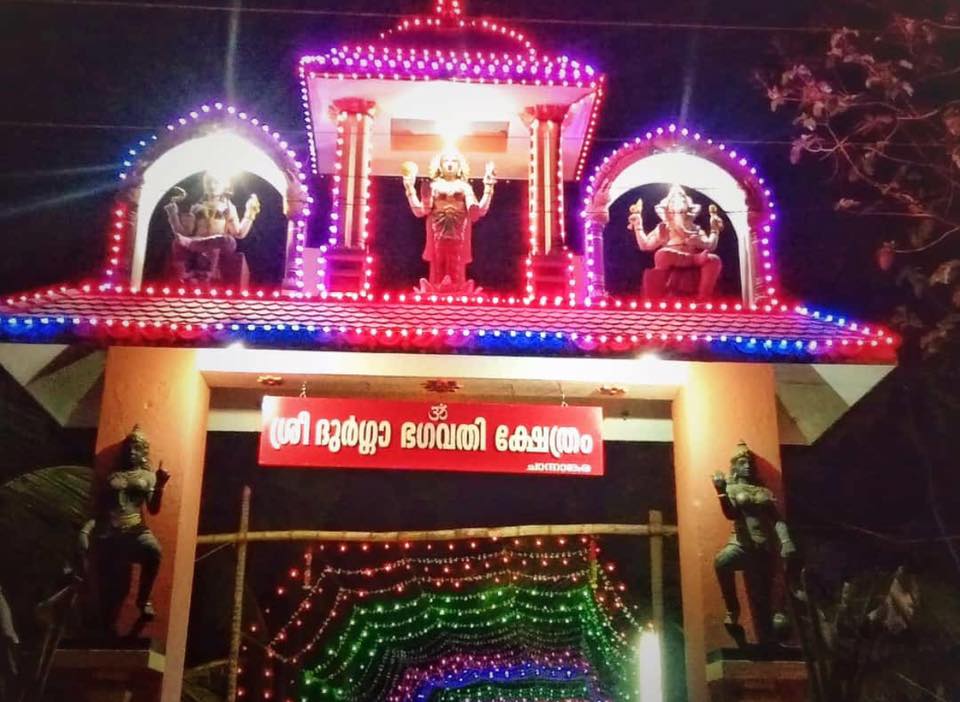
[761,4,960,359]
[794,560,960,702]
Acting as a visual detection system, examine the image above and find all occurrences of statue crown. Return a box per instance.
[732,440,752,461]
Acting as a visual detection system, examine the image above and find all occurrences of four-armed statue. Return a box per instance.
[627,184,723,299]
[402,150,496,294]
[164,172,260,285]
[712,441,797,648]
[79,426,170,637]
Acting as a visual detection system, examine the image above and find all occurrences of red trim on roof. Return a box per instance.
[0,286,897,362]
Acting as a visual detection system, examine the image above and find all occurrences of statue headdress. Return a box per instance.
[202,171,234,197]
[121,425,151,471]
[733,440,751,461]
[657,183,695,213]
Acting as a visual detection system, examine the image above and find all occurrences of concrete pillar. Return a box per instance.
[95,347,209,702]
[524,104,569,257]
[322,98,376,296]
[672,362,783,702]
[329,98,376,252]
[523,104,579,300]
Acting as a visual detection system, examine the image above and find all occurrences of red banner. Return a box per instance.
[259,396,604,477]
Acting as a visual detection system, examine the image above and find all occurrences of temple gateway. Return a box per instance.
[0,2,896,702]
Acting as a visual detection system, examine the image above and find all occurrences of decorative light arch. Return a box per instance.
[580,124,779,308]
[104,102,315,292]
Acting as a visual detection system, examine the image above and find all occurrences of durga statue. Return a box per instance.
[402,150,496,294]
[627,184,724,299]
[163,172,260,285]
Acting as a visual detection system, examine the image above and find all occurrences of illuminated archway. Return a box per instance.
[254,537,644,702]
[103,102,313,292]
[581,124,780,307]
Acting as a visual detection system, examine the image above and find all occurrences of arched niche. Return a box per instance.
[104,103,313,291]
[581,127,780,307]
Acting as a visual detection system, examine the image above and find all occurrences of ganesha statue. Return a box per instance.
[402,150,496,294]
[627,184,724,299]
[164,172,260,285]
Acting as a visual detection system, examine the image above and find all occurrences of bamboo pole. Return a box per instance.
[648,509,666,702]
[648,510,665,633]
[197,522,678,546]
[226,486,251,702]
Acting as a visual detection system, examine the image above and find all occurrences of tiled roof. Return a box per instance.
[0,286,897,362]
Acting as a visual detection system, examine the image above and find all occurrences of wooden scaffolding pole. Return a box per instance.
[226,486,251,702]
[649,509,665,633]
[197,522,678,546]
[649,509,666,702]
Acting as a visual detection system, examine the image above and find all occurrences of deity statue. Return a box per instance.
[712,441,797,648]
[627,184,723,299]
[79,426,170,635]
[402,151,496,294]
[164,172,260,284]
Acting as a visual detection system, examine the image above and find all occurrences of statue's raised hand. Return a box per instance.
[244,193,261,219]
[712,471,727,494]
[168,186,187,204]
[155,461,171,487]
[400,161,418,191]
[483,161,497,187]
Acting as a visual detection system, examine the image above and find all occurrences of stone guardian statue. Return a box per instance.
[79,426,170,636]
[712,441,797,647]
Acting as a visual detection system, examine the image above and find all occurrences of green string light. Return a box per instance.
[299,584,636,702]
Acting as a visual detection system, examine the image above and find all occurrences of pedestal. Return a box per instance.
[49,646,165,702]
[706,650,808,702]
[529,250,581,299]
[323,246,368,294]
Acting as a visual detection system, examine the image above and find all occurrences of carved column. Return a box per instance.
[583,189,610,298]
[324,98,376,294]
[329,98,375,249]
[523,104,581,299]
[283,180,310,291]
[524,104,569,255]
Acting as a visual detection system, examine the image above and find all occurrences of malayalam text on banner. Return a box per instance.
[259,396,604,477]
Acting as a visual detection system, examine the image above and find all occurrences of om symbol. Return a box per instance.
[429,404,449,421]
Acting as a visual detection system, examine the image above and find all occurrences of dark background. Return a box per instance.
[0,0,896,323]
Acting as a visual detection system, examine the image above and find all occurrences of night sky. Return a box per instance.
[0,0,898,322]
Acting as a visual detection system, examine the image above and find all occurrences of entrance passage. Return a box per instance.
[195,514,676,702]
